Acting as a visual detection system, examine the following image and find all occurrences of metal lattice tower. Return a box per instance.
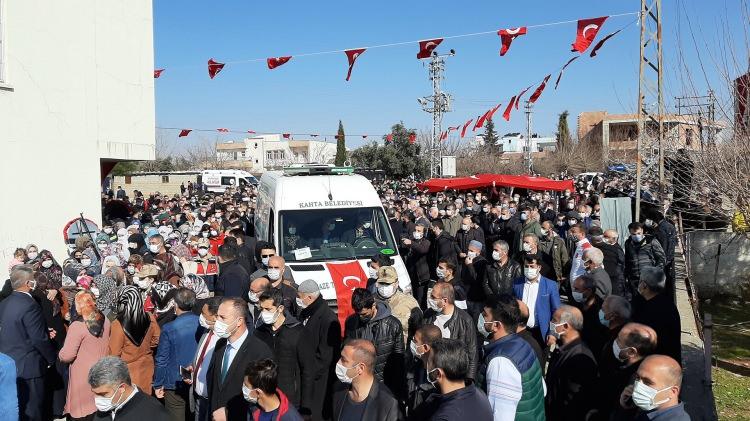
[419,51,454,178]
[524,101,534,174]
[635,0,664,220]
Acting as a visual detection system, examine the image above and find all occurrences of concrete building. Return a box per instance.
[496,133,556,153]
[0,0,155,261]
[577,111,725,161]
[112,172,199,198]
[216,134,337,172]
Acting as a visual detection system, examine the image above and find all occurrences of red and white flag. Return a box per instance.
[448,126,460,131]
[417,38,443,59]
[386,134,393,142]
[207,59,225,79]
[216,128,229,133]
[282,133,291,139]
[440,131,448,141]
[498,27,527,56]
[590,29,622,57]
[178,129,192,137]
[529,74,551,104]
[460,119,474,138]
[154,69,165,78]
[326,261,368,336]
[267,56,292,70]
[571,16,608,53]
[515,85,533,110]
[344,48,366,81]
[555,56,579,90]
[503,96,517,121]
[475,103,502,130]
[409,133,417,144]
[247,130,256,134]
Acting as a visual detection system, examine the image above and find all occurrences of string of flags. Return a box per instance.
[165,13,637,144]
[152,12,637,81]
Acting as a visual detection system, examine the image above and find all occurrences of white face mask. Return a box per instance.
[295,297,307,309]
[148,244,161,254]
[42,260,53,269]
[461,224,470,231]
[362,222,371,229]
[260,308,280,325]
[335,361,359,384]
[213,318,237,339]
[126,265,135,274]
[632,379,672,411]
[571,291,585,303]
[427,297,443,313]
[197,248,209,257]
[377,284,397,298]
[91,287,100,298]
[568,219,578,226]
[410,340,425,358]
[129,242,138,249]
[467,251,478,259]
[94,384,124,413]
[27,252,38,260]
[103,228,113,234]
[522,243,532,252]
[368,266,378,279]
[288,227,297,235]
[261,257,270,267]
[524,267,539,280]
[242,383,259,404]
[266,268,281,281]
[199,314,213,330]
[247,291,260,303]
[436,267,446,278]
[492,250,502,261]
[135,278,151,290]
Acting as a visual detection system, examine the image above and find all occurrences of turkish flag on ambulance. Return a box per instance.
[326,261,368,336]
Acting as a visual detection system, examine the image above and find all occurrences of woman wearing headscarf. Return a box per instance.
[59,291,111,421]
[100,255,120,275]
[179,273,210,300]
[25,243,40,263]
[92,274,118,319]
[31,272,68,418]
[127,233,148,257]
[109,285,160,395]
[116,227,131,261]
[151,281,176,327]
[35,249,63,290]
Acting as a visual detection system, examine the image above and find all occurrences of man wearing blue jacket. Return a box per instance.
[154,288,200,421]
[513,254,561,348]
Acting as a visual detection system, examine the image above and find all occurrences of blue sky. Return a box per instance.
[153,0,748,151]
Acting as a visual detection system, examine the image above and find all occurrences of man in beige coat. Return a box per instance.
[375,266,422,345]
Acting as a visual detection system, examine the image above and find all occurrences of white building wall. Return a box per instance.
[0,0,155,261]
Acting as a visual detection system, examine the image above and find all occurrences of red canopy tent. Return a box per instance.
[417,174,574,192]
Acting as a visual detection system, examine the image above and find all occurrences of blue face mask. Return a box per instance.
[598,309,610,327]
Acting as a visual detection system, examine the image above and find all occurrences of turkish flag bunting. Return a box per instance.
[344,48,366,81]
[571,16,608,53]
[216,128,229,133]
[503,96,517,121]
[590,29,622,57]
[440,131,448,141]
[178,129,192,137]
[486,103,502,121]
[474,111,490,130]
[448,126,460,131]
[154,69,165,78]
[310,134,319,137]
[282,133,291,139]
[207,59,225,79]
[267,56,292,70]
[386,134,393,142]
[247,130,256,134]
[529,74,551,104]
[498,27,527,56]
[409,133,417,144]
[515,85,533,109]
[362,135,368,139]
[460,119,474,138]
[417,38,443,59]
[555,56,579,90]
[326,261,368,336]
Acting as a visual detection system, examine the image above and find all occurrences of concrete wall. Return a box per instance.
[0,0,155,262]
[687,231,750,297]
[113,174,198,198]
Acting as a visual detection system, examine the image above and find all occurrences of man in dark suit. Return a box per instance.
[296,280,341,421]
[207,297,273,421]
[545,305,598,421]
[215,245,249,298]
[0,265,56,421]
[512,254,561,348]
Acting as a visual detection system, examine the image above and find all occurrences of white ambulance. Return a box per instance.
[201,169,258,193]
[255,164,411,312]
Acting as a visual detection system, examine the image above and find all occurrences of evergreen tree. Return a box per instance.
[556,110,572,151]
[335,120,347,166]
[350,122,427,178]
[483,117,499,152]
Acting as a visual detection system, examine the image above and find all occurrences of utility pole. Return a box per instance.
[675,90,717,148]
[419,49,455,178]
[636,0,663,221]
[524,100,534,174]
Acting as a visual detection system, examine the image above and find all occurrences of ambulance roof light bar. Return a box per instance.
[282,164,354,176]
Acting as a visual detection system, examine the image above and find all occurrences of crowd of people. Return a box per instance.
[0,175,690,421]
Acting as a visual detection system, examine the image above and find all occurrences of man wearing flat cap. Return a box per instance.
[462,239,489,320]
[375,266,422,345]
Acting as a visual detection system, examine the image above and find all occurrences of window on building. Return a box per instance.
[241,150,246,158]
[266,151,273,160]
[125,176,132,184]
[161,176,169,183]
[685,128,693,146]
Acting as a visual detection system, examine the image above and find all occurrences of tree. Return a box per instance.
[111,161,140,176]
[350,122,428,178]
[483,117,499,152]
[556,110,572,152]
[335,120,347,166]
